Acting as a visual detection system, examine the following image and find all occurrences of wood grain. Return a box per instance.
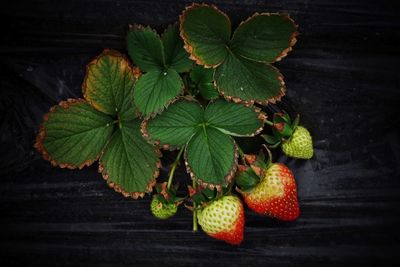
[1,0,400,266]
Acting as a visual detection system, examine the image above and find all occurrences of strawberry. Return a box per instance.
[236,150,300,221]
[262,112,314,160]
[197,195,244,245]
[282,126,313,159]
[241,163,299,221]
[150,195,178,219]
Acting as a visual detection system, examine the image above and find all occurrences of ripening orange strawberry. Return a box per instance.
[241,163,299,221]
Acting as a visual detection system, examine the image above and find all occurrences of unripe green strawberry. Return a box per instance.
[150,195,177,220]
[241,163,299,221]
[197,195,244,245]
[282,126,313,159]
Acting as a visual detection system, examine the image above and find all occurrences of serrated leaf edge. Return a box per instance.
[135,70,185,119]
[140,96,200,150]
[183,137,239,191]
[97,142,162,199]
[215,63,286,106]
[82,49,142,114]
[161,22,195,73]
[231,12,298,63]
[206,100,267,137]
[179,3,231,68]
[127,24,167,69]
[34,98,102,170]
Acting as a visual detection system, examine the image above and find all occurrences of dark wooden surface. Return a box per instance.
[1,0,400,266]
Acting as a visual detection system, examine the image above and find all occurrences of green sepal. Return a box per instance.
[271,112,297,138]
[235,167,260,192]
[254,149,268,170]
[191,187,218,206]
[155,183,163,194]
[261,134,279,145]
[292,114,300,129]
[269,140,281,149]
[154,193,168,205]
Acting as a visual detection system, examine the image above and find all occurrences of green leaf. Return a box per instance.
[127,25,165,72]
[189,65,218,100]
[190,65,213,84]
[133,69,183,116]
[83,50,139,118]
[180,3,231,67]
[230,14,297,63]
[204,99,264,136]
[35,99,114,169]
[262,134,279,145]
[198,83,219,100]
[99,119,160,198]
[179,4,298,105]
[161,24,193,73]
[214,53,285,104]
[235,167,260,191]
[143,99,203,147]
[185,127,237,186]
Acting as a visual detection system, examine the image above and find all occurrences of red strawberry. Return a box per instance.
[197,195,244,245]
[239,163,299,221]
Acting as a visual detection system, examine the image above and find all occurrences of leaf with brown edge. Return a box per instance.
[179,4,298,105]
[204,99,266,137]
[127,25,165,72]
[133,68,184,116]
[34,99,114,169]
[214,53,286,105]
[230,13,298,63]
[179,3,231,67]
[161,24,193,73]
[185,127,238,189]
[143,98,263,188]
[82,49,140,119]
[99,118,161,198]
[142,98,203,148]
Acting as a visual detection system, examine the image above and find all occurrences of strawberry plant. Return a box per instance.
[35,3,314,245]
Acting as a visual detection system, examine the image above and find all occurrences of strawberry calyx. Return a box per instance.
[262,111,300,148]
[151,182,186,219]
[188,185,232,209]
[154,182,186,206]
[235,146,273,192]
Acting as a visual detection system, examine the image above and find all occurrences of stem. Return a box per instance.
[236,144,247,166]
[265,119,274,126]
[192,178,198,232]
[167,148,184,190]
